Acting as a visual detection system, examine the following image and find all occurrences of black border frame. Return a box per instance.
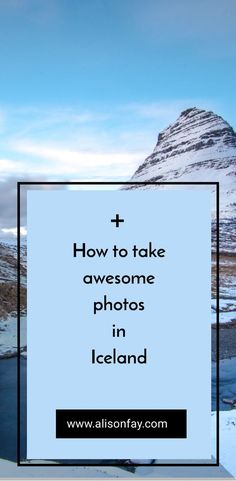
[17,181,220,468]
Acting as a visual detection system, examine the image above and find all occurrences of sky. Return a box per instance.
[0,0,236,236]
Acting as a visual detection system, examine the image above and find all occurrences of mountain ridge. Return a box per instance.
[127,107,235,209]
[125,107,236,254]
[125,107,236,327]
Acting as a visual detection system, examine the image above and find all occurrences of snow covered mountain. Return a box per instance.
[126,107,236,326]
[127,107,236,252]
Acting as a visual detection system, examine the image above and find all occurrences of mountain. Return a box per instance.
[126,107,236,329]
[0,108,235,358]
[127,107,236,251]
[0,242,26,317]
[0,241,26,357]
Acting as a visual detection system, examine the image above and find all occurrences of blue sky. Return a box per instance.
[0,0,236,233]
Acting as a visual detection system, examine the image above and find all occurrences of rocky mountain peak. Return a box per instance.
[128,107,236,219]
[126,107,236,253]
[153,107,236,157]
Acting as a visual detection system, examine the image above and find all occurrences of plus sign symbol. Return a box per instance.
[110,214,124,228]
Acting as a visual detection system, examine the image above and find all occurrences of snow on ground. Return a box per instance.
[211,298,236,324]
[0,459,129,478]
[219,311,236,324]
[212,411,236,477]
[0,315,26,358]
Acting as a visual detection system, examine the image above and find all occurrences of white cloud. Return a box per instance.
[12,140,143,167]
[2,226,27,236]
[0,158,26,174]
[0,99,220,183]
[2,142,143,180]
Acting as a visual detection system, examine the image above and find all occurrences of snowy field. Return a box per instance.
[212,298,236,325]
[0,315,26,358]
[0,460,131,478]
[212,411,236,477]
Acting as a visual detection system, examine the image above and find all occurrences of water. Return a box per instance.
[0,357,235,462]
[0,357,26,462]
[0,358,123,466]
[212,357,236,410]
